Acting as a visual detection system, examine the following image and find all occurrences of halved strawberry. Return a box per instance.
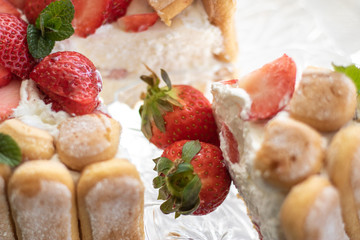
[0,14,36,79]
[0,0,21,17]
[73,0,111,37]
[237,54,296,120]
[0,78,21,122]
[118,12,159,32]
[30,51,102,115]
[220,123,239,164]
[0,65,12,88]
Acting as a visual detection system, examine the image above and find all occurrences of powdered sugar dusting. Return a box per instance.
[0,177,15,240]
[85,177,143,240]
[305,186,349,240]
[57,115,112,159]
[351,146,360,220]
[10,180,72,240]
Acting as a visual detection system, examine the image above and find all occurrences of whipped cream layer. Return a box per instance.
[54,0,226,104]
[212,82,287,240]
[13,80,70,137]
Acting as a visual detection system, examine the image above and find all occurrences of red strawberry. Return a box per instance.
[0,14,36,79]
[0,78,21,122]
[139,68,219,149]
[0,65,12,88]
[237,54,296,120]
[23,0,55,23]
[118,12,158,32]
[30,51,102,115]
[74,0,132,37]
[220,123,239,164]
[153,140,231,216]
[106,0,132,23]
[0,0,21,17]
[6,0,26,10]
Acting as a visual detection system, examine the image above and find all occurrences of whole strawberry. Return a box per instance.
[30,51,102,115]
[139,68,219,149]
[153,140,231,217]
[0,13,36,79]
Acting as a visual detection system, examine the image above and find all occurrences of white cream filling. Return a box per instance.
[12,80,70,137]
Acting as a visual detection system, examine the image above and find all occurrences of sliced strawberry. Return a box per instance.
[238,54,296,120]
[0,0,21,17]
[0,78,21,122]
[220,123,239,164]
[119,12,159,32]
[0,65,12,88]
[105,0,132,23]
[6,0,26,10]
[73,0,111,37]
[0,14,36,79]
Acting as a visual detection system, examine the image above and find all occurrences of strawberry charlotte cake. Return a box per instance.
[0,0,239,239]
[212,54,359,239]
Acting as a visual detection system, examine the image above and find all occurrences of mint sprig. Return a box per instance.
[333,63,360,93]
[0,133,21,167]
[27,0,75,59]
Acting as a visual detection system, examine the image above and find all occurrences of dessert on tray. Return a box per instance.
[0,1,146,238]
[212,54,358,239]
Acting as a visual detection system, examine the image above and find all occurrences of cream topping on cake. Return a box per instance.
[12,80,70,137]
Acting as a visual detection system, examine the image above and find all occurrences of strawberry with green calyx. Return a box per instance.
[153,140,231,217]
[139,68,220,149]
[26,0,75,59]
[0,133,21,167]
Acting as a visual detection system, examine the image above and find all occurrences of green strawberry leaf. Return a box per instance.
[181,140,201,163]
[153,176,165,188]
[160,196,178,214]
[27,0,75,59]
[161,68,172,90]
[333,63,360,93]
[0,133,21,167]
[158,185,170,200]
[27,25,55,59]
[156,157,174,175]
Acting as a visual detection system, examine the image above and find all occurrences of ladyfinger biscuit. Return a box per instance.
[0,119,55,161]
[8,160,79,240]
[255,118,325,190]
[56,114,121,171]
[202,0,238,62]
[0,164,15,240]
[327,124,360,239]
[290,67,357,132]
[280,175,348,240]
[77,158,145,240]
[147,0,193,26]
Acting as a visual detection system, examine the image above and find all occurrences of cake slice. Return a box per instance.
[212,55,357,239]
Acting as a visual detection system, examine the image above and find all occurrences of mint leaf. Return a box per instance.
[27,25,55,59]
[27,0,75,58]
[333,63,360,93]
[0,133,21,167]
